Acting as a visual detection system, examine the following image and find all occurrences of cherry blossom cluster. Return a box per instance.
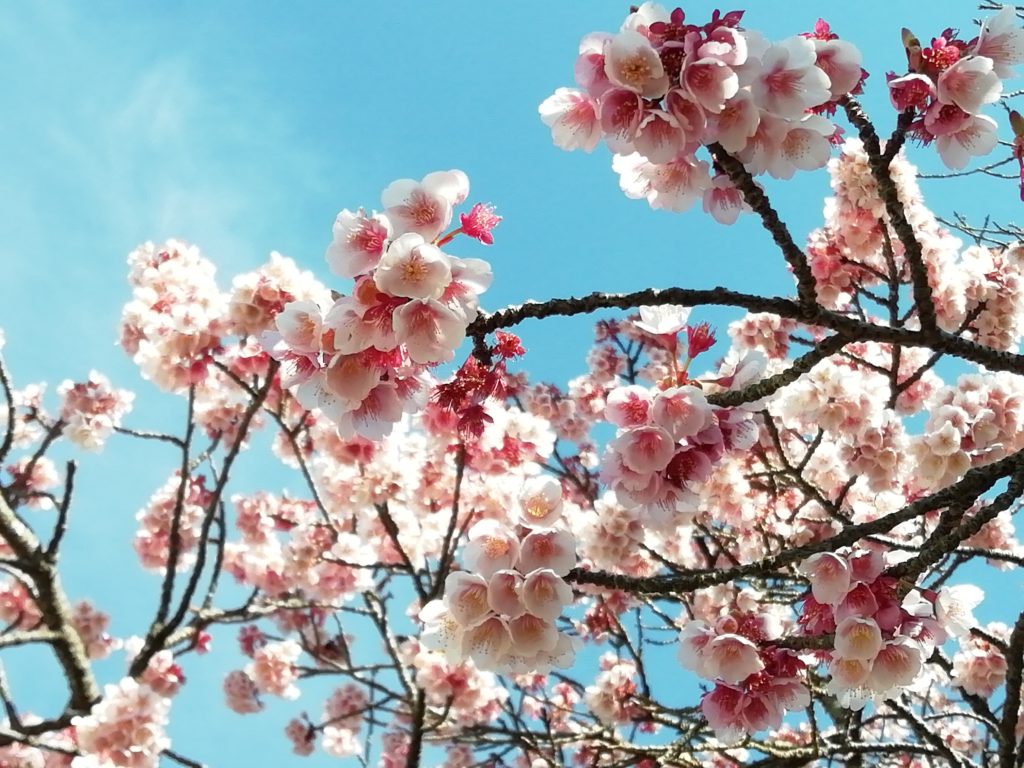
[134,472,213,571]
[0,377,47,451]
[679,590,809,741]
[951,621,1009,696]
[599,305,758,528]
[540,4,868,216]
[282,681,372,758]
[583,653,647,727]
[421,476,578,674]
[890,6,1024,169]
[222,491,373,602]
[909,370,1024,492]
[120,240,228,392]
[402,639,508,727]
[71,600,120,661]
[811,137,1024,348]
[318,683,368,757]
[261,170,496,440]
[798,549,988,710]
[70,678,171,768]
[227,251,330,338]
[5,453,60,510]
[57,372,134,452]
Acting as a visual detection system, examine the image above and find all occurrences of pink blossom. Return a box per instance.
[325,208,392,278]
[936,584,984,638]
[518,529,576,577]
[508,613,559,656]
[604,30,670,98]
[374,233,451,300]
[711,91,759,153]
[463,520,520,577]
[613,151,712,212]
[517,476,564,528]
[699,24,748,67]
[335,381,405,441]
[834,583,879,623]
[752,36,832,118]
[827,656,871,689]
[656,392,712,445]
[487,570,525,618]
[813,37,864,99]
[574,33,613,98]
[935,113,999,170]
[665,89,709,146]
[974,5,1024,78]
[610,426,676,473]
[683,58,739,114]
[634,109,685,163]
[443,572,492,628]
[418,600,466,663]
[634,304,691,336]
[381,170,468,241]
[140,650,185,698]
[599,88,645,147]
[247,640,302,700]
[887,72,935,111]
[702,173,746,225]
[459,203,502,245]
[284,718,315,756]
[520,569,572,621]
[392,298,465,364]
[704,633,765,684]
[798,552,851,605]
[867,637,923,692]
[701,683,747,742]
[833,616,883,661]
[937,56,1002,114]
[463,616,512,668]
[605,385,653,428]
[678,620,716,676]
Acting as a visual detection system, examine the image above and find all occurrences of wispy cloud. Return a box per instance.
[0,0,330,368]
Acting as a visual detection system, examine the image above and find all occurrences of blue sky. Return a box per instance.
[0,1,1021,765]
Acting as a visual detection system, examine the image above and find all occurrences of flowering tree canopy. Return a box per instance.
[5,3,1024,767]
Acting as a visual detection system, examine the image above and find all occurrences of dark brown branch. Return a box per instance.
[0,492,97,716]
[153,386,197,629]
[45,461,75,558]
[0,354,15,465]
[467,285,1024,380]
[998,609,1024,768]
[889,473,1024,579]
[568,443,1024,594]
[428,443,468,602]
[708,142,819,307]
[707,335,848,407]
[840,96,938,333]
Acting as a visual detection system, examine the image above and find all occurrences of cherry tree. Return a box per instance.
[3,3,1024,766]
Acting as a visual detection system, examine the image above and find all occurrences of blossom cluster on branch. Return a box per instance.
[3,3,1024,768]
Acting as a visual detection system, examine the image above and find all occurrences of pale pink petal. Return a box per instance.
[517,476,564,528]
[520,569,573,621]
[518,530,576,577]
[443,571,492,627]
[488,570,525,618]
[508,613,559,656]
[834,616,884,661]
